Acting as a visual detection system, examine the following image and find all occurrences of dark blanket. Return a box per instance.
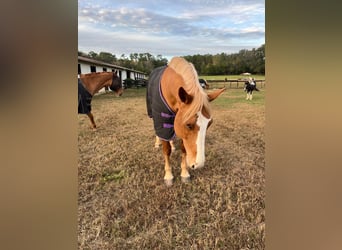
[146,66,176,141]
[244,81,259,92]
[78,79,93,114]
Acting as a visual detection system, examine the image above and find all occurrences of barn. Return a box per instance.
[78,56,147,93]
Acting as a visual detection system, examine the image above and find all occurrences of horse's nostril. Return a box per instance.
[191,165,195,169]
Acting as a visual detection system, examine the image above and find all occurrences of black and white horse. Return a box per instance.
[244,78,259,100]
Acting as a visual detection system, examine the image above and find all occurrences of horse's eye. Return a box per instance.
[186,123,193,130]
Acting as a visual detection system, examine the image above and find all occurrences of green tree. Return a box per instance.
[88,51,98,59]
[97,52,116,64]
[78,44,265,76]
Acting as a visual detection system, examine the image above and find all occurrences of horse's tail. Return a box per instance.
[255,87,260,91]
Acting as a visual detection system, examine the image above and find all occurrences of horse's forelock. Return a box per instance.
[185,96,211,124]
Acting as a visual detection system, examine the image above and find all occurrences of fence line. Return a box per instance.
[207,79,266,89]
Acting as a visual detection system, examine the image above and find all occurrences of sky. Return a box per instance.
[78,0,264,60]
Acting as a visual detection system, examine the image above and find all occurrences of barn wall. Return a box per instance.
[78,58,147,93]
[78,62,132,81]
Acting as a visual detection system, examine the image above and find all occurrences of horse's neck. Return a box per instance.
[81,75,108,95]
[160,68,183,112]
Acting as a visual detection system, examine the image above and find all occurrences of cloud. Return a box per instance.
[79,5,263,37]
[78,0,264,57]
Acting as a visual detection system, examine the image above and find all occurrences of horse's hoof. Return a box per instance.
[164,179,173,187]
[181,177,190,183]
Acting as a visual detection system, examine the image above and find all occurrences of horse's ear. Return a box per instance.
[178,87,193,104]
[208,87,225,102]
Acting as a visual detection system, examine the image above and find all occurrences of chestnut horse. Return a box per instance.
[146,57,225,185]
[78,71,123,128]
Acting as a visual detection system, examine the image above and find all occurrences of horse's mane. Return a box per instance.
[168,57,211,122]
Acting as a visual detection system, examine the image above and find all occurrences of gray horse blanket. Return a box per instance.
[146,66,176,141]
[78,78,93,114]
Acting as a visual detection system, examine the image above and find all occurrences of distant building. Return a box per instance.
[78,56,147,93]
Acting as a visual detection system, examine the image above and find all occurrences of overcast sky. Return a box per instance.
[78,0,264,60]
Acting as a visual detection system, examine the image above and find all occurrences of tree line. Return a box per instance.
[78,44,264,76]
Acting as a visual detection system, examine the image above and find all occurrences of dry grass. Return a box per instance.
[78,88,265,249]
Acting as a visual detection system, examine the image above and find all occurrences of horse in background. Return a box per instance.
[199,78,210,89]
[146,57,225,186]
[78,71,123,129]
[244,77,259,100]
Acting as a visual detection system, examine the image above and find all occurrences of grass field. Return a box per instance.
[78,87,265,249]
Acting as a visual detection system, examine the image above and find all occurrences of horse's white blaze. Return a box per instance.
[195,111,211,168]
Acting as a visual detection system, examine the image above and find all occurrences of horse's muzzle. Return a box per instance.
[191,162,204,169]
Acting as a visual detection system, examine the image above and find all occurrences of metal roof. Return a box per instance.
[78,56,146,74]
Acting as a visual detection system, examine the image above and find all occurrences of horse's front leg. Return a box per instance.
[154,136,161,148]
[86,112,96,129]
[170,139,176,152]
[180,140,190,183]
[161,140,173,186]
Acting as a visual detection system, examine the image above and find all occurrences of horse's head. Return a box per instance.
[174,86,225,169]
[109,72,123,96]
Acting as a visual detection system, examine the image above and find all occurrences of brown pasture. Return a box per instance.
[78,88,265,249]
